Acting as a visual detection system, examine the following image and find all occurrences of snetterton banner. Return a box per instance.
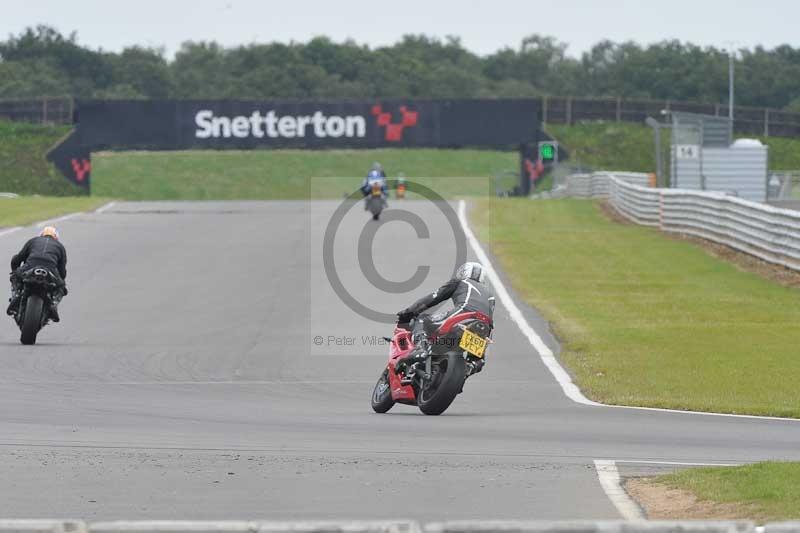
[48,99,541,190]
[74,99,539,149]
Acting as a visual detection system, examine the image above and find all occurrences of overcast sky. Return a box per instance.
[2,0,798,57]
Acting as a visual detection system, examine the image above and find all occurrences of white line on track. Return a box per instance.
[613,459,742,467]
[593,460,645,519]
[457,200,800,423]
[0,227,21,238]
[94,201,117,214]
[456,200,599,406]
[36,211,84,228]
[0,201,115,239]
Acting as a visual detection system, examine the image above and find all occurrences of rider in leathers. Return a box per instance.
[395,262,495,371]
[6,226,68,322]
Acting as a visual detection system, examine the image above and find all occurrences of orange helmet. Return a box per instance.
[40,226,60,240]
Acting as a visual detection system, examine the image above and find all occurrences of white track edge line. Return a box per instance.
[613,459,742,467]
[457,200,599,406]
[457,200,800,422]
[95,201,117,214]
[0,227,21,238]
[593,460,645,520]
[0,201,116,238]
[36,211,84,228]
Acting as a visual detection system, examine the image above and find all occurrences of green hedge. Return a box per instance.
[0,120,86,196]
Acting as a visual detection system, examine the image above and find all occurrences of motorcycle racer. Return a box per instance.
[395,262,495,371]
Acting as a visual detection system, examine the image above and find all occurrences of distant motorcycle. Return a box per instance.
[11,268,61,345]
[371,311,493,415]
[365,180,387,221]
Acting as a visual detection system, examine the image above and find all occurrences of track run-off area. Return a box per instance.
[2,200,800,520]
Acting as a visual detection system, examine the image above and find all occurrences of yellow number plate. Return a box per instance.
[459,329,487,358]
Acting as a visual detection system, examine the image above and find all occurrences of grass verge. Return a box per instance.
[0,197,110,228]
[0,120,85,196]
[473,198,800,417]
[92,148,518,200]
[652,462,800,521]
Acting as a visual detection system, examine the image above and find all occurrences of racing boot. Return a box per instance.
[48,301,61,323]
[6,293,20,316]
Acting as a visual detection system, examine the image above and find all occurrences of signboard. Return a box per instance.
[74,99,540,150]
[538,141,558,162]
[675,144,701,160]
[51,99,541,191]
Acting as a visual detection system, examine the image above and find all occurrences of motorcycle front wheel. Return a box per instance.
[20,294,44,345]
[417,352,466,416]
[371,368,395,413]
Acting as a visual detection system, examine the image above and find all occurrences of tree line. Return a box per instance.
[2,25,800,111]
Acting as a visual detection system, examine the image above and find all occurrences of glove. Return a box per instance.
[396,309,416,323]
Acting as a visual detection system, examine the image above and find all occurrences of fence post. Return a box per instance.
[42,98,48,124]
[616,97,621,122]
[68,97,75,124]
[542,96,548,124]
[566,97,572,126]
[715,103,720,116]
[764,109,770,137]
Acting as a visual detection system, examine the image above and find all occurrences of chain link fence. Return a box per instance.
[2,96,800,137]
[542,96,800,137]
[0,97,74,125]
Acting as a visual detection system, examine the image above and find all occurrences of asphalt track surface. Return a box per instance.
[2,200,800,520]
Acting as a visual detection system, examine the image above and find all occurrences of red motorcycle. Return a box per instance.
[371,311,493,415]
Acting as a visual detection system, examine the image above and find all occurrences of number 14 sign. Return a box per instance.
[675,145,700,159]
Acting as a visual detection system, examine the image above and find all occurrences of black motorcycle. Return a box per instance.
[12,268,62,345]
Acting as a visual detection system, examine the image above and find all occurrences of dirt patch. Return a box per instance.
[597,200,800,288]
[625,478,758,520]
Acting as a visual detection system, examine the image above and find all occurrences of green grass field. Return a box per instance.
[0,197,110,228]
[92,149,518,200]
[0,120,84,196]
[472,198,800,417]
[655,462,800,521]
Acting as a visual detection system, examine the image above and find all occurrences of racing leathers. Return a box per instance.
[7,236,68,320]
[360,170,388,208]
[396,276,495,367]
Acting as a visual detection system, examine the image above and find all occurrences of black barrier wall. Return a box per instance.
[48,99,542,190]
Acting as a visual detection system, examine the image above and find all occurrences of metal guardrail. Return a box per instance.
[567,172,652,199]
[570,172,800,272]
[2,521,799,533]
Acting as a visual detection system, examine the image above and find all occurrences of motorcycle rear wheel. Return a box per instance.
[20,294,44,345]
[417,352,466,415]
[371,368,395,413]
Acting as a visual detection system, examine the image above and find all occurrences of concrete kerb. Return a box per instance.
[89,523,421,533]
[89,523,258,533]
[423,522,755,533]
[0,522,793,533]
[0,521,87,533]
[258,522,421,533]
[764,525,800,533]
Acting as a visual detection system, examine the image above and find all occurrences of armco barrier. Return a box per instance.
[567,172,651,199]
[569,171,800,272]
[2,522,800,533]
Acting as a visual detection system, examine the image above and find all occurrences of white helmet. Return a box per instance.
[455,262,486,283]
